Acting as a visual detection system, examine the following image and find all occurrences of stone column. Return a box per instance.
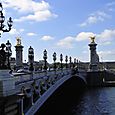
[15,37,24,70]
[89,36,99,71]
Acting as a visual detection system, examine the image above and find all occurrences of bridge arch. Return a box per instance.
[26,74,87,115]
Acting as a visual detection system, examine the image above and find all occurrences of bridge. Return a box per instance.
[0,37,115,115]
[0,34,115,115]
[1,67,115,115]
[0,67,87,115]
[0,3,115,114]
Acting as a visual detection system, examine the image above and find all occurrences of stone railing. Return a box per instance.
[0,70,15,97]
[25,70,72,115]
[15,68,71,114]
[14,68,70,84]
[0,68,71,97]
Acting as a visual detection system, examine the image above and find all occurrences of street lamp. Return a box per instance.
[6,40,12,69]
[43,49,47,71]
[65,55,68,68]
[53,52,56,73]
[0,3,13,36]
[60,54,63,70]
[74,58,77,67]
[28,46,34,78]
[17,93,25,115]
[69,56,72,68]
[77,59,79,69]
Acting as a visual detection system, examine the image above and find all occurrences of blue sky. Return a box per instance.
[0,0,115,63]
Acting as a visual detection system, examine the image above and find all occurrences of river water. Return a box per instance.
[71,87,115,115]
[36,79,115,115]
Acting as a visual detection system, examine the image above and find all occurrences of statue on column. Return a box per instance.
[16,37,21,46]
[90,36,95,43]
[89,36,99,71]
[0,43,7,69]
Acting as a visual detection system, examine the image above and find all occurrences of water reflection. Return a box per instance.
[72,87,115,115]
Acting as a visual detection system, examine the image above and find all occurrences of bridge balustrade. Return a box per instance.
[14,68,72,114]
[14,68,70,84]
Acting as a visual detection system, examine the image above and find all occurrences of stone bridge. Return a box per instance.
[0,68,87,115]
[1,67,115,114]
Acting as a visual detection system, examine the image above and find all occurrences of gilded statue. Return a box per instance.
[90,36,95,43]
[16,37,21,46]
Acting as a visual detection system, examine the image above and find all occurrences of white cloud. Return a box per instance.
[9,28,25,35]
[41,35,54,41]
[106,2,115,6]
[75,29,115,43]
[14,10,57,22]
[76,32,95,41]
[57,36,75,48]
[97,29,115,44]
[99,41,111,46]
[79,2,114,27]
[3,0,49,13]
[98,51,112,56]
[98,50,115,61]
[19,29,25,32]
[80,16,98,27]
[80,11,110,27]
[9,28,19,35]
[3,0,57,22]
[27,32,37,36]
[56,29,115,49]
[108,8,115,12]
[106,2,115,12]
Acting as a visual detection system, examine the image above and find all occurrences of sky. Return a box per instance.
[0,0,115,63]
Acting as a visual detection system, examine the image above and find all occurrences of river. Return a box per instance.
[71,87,115,115]
[36,83,115,115]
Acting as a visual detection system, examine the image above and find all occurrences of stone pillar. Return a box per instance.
[15,37,24,70]
[89,36,99,71]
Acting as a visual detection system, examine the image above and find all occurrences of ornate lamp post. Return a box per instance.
[43,49,47,71]
[0,3,13,36]
[53,52,56,74]
[65,55,68,68]
[69,56,72,68]
[6,40,12,69]
[77,59,79,69]
[60,54,63,70]
[28,46,34,79]
[17,93,25,115]
[74,58,76,67]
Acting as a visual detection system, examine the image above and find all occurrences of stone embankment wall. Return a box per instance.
[87,70,115,87]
